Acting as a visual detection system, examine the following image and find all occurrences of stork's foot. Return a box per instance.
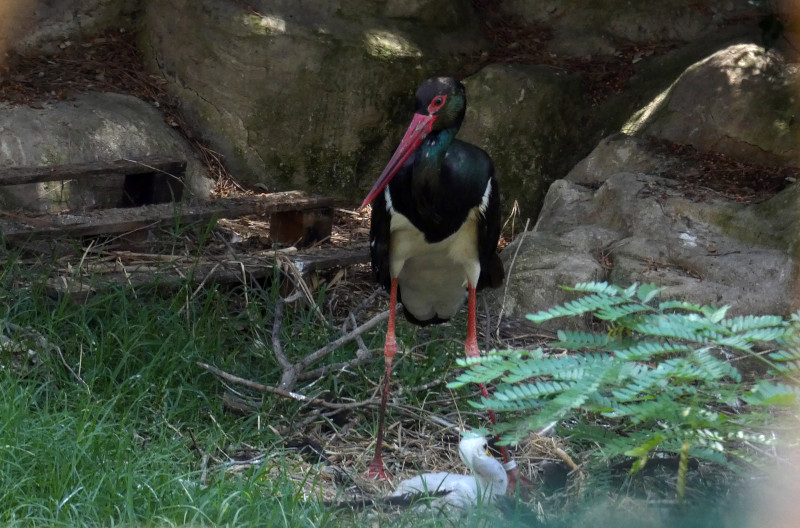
[365,456,392,480]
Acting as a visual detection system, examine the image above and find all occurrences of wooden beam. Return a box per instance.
[1,193,336,242]
[44,245,370,301]
[270,208,333,247]
[0,156,187,186]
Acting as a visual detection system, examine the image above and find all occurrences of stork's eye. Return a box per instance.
[427,94,447,114]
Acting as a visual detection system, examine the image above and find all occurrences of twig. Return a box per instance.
[178,262,220,315]
[553,446,580,472]
[279,305,395,389]
[495,218,530,337]
[348,313,370,355]
[197,362,374,410]
[348,287,383,324]
[297,353,373,382]
[57,342,90,393]
[121,158,185,184]
[272,297,292,370]
[274,290,313,389]
[295,307,394,373]
[276,253,326,324]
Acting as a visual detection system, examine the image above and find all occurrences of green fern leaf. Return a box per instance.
[595,303,649,321]
[564,282,622,295]
[743,381,799,406]
[657,299,706,312]
[637,283,664,303]
[555,330,611,349]
[614,341,692,361]
[722,314,786,332]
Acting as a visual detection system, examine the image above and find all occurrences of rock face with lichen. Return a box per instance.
[459,63,587,221]
[0,0,137,54]
[139,0,484,199]
[491,44,800,327]
[625,44,799,167]
[500,0,757,57]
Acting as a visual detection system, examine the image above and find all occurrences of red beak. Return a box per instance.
[360,113,437,209]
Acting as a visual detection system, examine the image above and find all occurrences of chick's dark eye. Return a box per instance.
[434,97,443,106]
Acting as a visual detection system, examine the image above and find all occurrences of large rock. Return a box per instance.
[501,0,759,57]
[1,0,137,55]
[0,92,209,212]
[625,44,799,167]
[140,0,484,200]
[493,42,800,328]
[492,134,799,330]
[460,64,587,220]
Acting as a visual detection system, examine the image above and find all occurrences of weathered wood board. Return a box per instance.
[1,192,335,242]
[45,244,370,301]
[0,156,186,185]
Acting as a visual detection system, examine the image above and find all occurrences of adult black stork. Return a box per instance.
[360,77,514,484]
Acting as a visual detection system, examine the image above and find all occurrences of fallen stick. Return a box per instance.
[197,361,374,411]
[278,306,396,390]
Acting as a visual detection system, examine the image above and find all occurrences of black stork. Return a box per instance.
[360,77,516,485]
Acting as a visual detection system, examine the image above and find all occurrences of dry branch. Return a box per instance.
[197,362,374,411]
[275,302,397,391]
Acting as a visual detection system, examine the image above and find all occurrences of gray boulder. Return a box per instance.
[492,42,799,328]
[491,133,798,330]
[501,0,759,57]
[2,0,137,54]
[625,44,799,167]
[140,0,484,201]
[0,92,209,213]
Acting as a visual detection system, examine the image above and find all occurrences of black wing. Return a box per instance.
[369,190,392,292]
[476,163,504,290]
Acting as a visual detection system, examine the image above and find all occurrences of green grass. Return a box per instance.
[0,251,783,527]
[0,257,329,526]
[0,251,490,527]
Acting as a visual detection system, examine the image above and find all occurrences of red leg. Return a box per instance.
[465,285,520,491]
[366,278,398,480]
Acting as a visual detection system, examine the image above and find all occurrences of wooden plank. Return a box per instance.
[1,193,336,242]
[289,244,369,274]
[44,245,370,301]
[0,156,187,186]
[270,208,333,247]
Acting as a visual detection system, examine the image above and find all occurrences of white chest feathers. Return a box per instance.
[387,207,482,322]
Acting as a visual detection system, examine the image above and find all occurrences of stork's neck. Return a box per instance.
[411,127,457,198]
[471,457,509,499]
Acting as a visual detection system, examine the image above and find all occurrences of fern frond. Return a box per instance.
[636,283,665,303]
[527,292,626,323]
[614,341,693,361]
[501,352,609,383]
[492,381,575,402]
[721,314,787,332]
[563,282,623,295]
[702,305,730,323]
[716,327,793,348]
[742,381,800,406]
[595,302,650,321]
[657,300,706,313]
[768,349,800,361]
[555,330,611,349]
[630,313,726,343]
[453,281,796,493]
[766,349,800,375]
